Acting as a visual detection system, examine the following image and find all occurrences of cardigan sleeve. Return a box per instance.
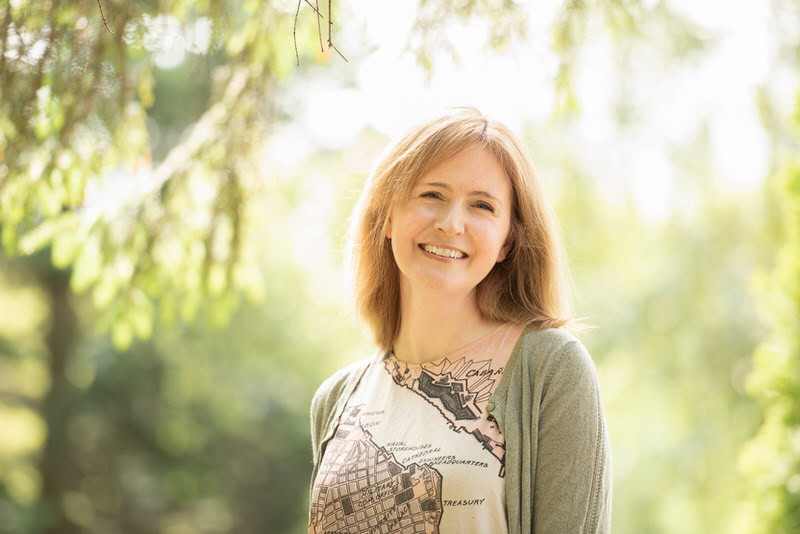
[309,381,329,468]
[533,340,612,533]
[309,372,342,526]
[309,367,345,467]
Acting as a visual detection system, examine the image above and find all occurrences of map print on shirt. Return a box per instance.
[384,354,507,477]
[309,404,444,534]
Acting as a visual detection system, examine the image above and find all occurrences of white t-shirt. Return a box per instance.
[309,322,525,534]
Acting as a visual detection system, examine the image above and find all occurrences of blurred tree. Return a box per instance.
[736,90,800,534]
[1,2,306,530]
[0,0,291,348]
[533,121,772,534]
[0,244,367,533]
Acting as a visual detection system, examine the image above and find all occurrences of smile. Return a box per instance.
[418,244,468,259]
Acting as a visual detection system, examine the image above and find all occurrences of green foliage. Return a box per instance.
[0,0,305,350]
[737,105,800,533]
[409,0,528,71]
[537,122,769,534]
[549,0,709,120]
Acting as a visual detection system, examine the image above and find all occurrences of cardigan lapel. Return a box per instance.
[314,352,379,468]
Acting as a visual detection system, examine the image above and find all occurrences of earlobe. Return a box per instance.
[497,226,514,262]
[497,239,511,263]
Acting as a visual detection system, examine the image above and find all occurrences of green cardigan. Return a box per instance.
[309,327,613,533]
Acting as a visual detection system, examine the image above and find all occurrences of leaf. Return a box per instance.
[71,234,102,293]
[130,305,154,340]
[92,274,120,310]
[111,320,133,351]
[18,220,56,256]
[52,230,80,269]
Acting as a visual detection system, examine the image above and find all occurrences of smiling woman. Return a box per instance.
[308,106,612,534]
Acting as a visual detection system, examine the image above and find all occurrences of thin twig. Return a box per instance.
[294,0,346,65]
[96,0,115,35]
[312,0,323,52]
[293,0,301,66]
[0,4,12,79]
[327,0,348,62]
[303,0,323,17]
[328,42,347,62]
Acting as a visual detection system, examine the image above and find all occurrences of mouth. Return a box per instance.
[418,243,469,259]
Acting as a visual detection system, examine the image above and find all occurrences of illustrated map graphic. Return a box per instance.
[309,405,444,534]
[384,354,506,477]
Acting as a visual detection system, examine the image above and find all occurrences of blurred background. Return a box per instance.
[1,0,799,532]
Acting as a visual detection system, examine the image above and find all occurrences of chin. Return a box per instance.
[416,276,477,296]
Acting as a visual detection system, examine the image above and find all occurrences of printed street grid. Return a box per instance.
[309,404,444,533]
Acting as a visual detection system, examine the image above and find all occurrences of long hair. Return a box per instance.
[344,106,581,351]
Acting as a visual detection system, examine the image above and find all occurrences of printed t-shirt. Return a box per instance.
[308,322,526,534]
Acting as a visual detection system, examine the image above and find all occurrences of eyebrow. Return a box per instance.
[420,182,503,206]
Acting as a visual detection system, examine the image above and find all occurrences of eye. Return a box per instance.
[421,191,443,200]
[475,202,494,212]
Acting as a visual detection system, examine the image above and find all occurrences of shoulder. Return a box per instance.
[311,355,375,417]
[515,327,598,388]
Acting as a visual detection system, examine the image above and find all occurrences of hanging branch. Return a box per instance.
[293,0,346,66]
[314,0,323,52]
[293,0,302,66]
[96,0,115,35]
[327,0,347,62]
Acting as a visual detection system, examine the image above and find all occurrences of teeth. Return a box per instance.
[423,244,465,259]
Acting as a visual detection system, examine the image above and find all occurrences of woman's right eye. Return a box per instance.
[421,191,443,199]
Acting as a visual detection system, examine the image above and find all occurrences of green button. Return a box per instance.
[486,401,495,412]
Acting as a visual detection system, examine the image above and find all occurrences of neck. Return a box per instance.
[392,278,503,364]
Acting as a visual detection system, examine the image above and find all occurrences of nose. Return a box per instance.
[434,202,465,236]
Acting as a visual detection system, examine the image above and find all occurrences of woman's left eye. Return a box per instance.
[475,202,494,212]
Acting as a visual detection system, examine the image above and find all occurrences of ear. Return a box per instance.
[496,236,512,263]
[385,216,392,239]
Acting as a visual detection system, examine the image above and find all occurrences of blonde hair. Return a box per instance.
[345,106,581,351]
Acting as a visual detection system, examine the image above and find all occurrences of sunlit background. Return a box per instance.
[1,0,798,532]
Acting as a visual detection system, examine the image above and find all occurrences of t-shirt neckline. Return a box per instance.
[385,322,511,368]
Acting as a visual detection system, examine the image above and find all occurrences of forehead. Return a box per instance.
[414,144,511,197]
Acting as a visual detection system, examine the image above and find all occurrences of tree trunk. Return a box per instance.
[38,261,81,534]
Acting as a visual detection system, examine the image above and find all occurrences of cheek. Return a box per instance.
[478,226,511,257]
[396,205,435,232]
[409,202,437,218]
[475,221,506,243]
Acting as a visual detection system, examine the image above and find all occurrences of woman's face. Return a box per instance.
[385,143,512,299]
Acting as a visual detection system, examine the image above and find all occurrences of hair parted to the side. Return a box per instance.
[344,105,585,352]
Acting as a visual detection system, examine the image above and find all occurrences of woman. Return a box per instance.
[308,106,612,533]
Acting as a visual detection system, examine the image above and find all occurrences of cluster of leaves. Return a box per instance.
[409,0,528,71]
[0,0,305,349]
[549,0,709,118]
[737,92,800,534]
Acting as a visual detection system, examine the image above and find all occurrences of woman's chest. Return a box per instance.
[309,357,509,534]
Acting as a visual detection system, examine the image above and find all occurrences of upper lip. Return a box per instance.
[419,243,469,256]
